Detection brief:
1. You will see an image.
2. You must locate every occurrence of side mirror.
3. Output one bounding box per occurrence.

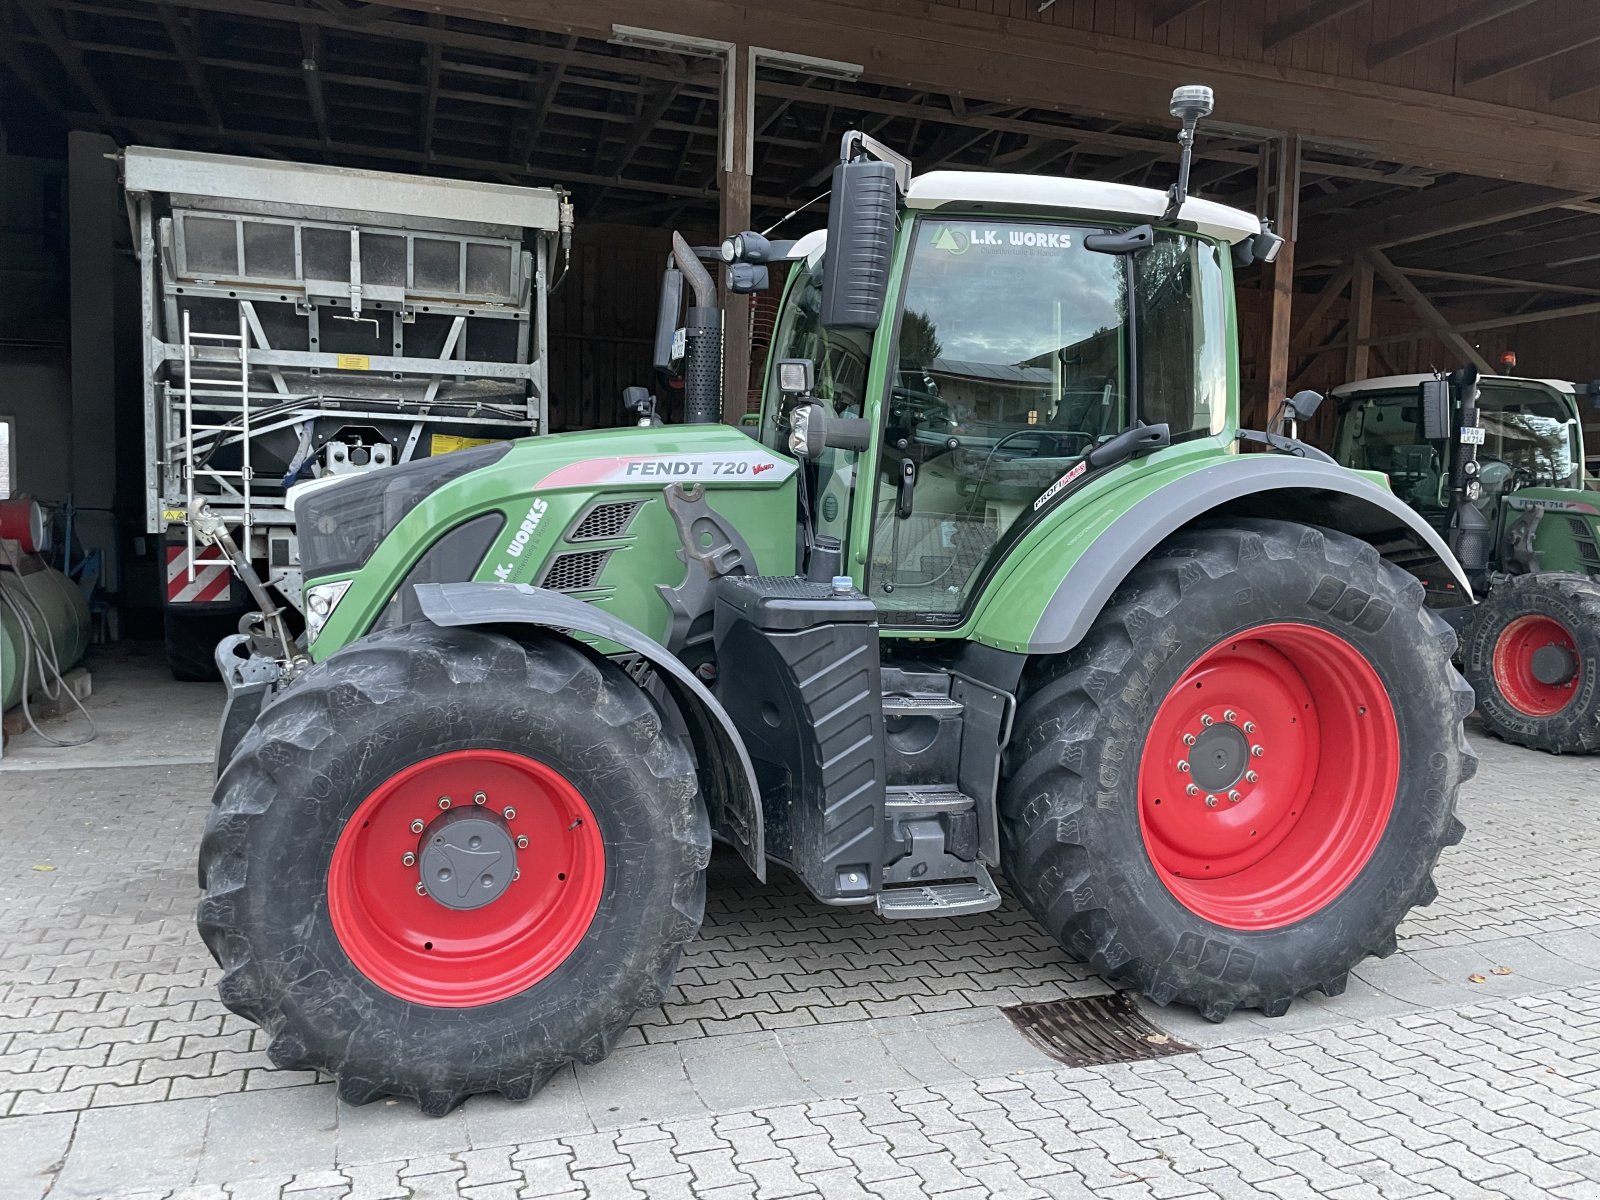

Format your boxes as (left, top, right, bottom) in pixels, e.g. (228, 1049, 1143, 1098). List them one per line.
(819, 159, 897, 330)
(1418, 378, 1452, 441)
(1586, 379, 1600, 410)
(1287, 389, 1324, 421)
(651, 262, 684, 373)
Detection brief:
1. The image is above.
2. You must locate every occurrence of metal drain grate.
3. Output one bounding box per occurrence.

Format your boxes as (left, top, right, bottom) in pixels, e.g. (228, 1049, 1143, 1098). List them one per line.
(1002, 992, 1195, 1068)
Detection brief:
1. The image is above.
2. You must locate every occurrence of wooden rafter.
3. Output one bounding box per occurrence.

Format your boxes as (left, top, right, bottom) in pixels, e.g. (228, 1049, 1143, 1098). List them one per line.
(1461, 15, 1600, 86)
(1399, 267, 1600, 299)
(1366, 249, 1492, 372)
(1550, 58, 1600, 103)
(159, 5, 225, 130)
(14, 0, 115, 116)
(420, 15, 442, 159)
(1150, 0, 1211, 32)
(1366, 0, 1540, 69)
(1263, 1, 1371, 52)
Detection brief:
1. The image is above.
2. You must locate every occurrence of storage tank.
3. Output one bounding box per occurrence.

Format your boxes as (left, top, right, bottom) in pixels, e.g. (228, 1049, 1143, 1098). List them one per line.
(1, 565, 91, 712)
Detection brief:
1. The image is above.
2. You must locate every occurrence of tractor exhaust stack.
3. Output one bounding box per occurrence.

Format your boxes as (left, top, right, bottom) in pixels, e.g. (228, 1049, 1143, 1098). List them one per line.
(672, 232, 723, 425)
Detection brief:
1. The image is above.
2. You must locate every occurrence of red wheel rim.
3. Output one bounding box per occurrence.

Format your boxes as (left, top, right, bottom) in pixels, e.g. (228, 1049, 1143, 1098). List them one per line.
(1491, 614, 1579, 717)
(1137, 623, 1399, 931)
(327, 750, 605, 1006)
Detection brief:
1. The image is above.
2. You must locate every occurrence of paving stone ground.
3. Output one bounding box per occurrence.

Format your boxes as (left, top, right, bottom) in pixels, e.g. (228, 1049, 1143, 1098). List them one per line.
(2, 650, 1598, 1199)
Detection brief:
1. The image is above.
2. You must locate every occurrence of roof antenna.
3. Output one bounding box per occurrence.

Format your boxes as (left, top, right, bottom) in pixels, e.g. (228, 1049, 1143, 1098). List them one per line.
(1163, 84, 1214, 222)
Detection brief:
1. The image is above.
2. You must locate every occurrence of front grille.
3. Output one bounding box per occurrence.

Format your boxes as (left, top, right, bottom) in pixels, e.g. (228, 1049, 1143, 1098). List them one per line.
(539, 549, 611, 592)
(569, 500, 645, 541)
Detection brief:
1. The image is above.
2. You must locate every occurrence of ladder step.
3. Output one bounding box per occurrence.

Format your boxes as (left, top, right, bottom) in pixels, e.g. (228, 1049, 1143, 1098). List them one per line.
(884, 784, 975, 815)
(876, 864, 1001, 920)
(883, 695, 964, 717)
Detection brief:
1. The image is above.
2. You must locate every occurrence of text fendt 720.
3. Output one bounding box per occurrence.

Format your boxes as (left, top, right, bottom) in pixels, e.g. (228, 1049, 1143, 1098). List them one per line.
(196, 87, 1478, 1115)
(1331, 369, 1600, 753)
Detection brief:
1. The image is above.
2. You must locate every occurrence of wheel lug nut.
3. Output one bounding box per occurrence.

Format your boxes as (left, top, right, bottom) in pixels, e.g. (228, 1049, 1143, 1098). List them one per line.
(1245, 770, 1258, 783)
(1185, 783, 1199, 797)
(1182, 733, 1196, 747)
(1251, 745, 1265, 758)
(401, 852, 416, 868)
(503, 807, 517, 820)
(409, 819, 425, 834)
(516, 835, 529, 849)
(1243, 721, 1256, 733)
(512, 869, 521, 881)
(473, 792, 487, 805)
(1223, 709, 1237, 723)
(1200, 714, 1214, 727)
(1227, 790, 1241, 803)
(1177, 760, 1191, 773)
(438, 795, 452, 810)
(415, 882, 427, 896)
(1204, 795, 1218, 808)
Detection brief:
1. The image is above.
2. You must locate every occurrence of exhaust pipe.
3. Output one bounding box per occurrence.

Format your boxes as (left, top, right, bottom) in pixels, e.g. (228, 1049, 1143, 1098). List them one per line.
(672, 232, 722, 425)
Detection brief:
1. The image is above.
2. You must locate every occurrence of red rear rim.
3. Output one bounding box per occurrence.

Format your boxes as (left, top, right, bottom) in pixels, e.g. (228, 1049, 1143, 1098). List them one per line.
(327, 750, 605, 1006)
(1492, 614, 1580, 717)
(1137, 622, 1399, 931)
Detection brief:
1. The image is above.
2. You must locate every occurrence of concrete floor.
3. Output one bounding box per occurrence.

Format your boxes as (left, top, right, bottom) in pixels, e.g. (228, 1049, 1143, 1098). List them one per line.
(1, 646, 1598, 1198)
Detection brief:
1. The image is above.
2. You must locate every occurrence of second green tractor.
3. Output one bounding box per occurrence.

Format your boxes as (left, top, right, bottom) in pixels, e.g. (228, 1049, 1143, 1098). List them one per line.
(197, 89, 1477, 1113)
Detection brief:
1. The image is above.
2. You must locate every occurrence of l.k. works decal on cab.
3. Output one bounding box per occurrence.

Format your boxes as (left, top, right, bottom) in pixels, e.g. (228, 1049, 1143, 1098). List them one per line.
(535, 451, 798, 489)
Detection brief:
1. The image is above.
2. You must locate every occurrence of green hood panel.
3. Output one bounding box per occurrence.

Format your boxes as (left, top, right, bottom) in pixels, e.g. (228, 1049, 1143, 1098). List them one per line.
(310, 425, 799, 658)
(1507, 486, 1600, 576)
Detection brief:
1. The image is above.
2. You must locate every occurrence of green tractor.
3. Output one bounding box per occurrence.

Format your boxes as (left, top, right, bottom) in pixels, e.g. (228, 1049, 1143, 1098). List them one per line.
(198, 87, 1477, 1114)
(1329, 371, 1600, 753)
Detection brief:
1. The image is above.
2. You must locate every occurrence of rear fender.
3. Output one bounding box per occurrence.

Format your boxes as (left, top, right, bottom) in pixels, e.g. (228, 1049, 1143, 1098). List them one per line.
(414, 581, 765, 880)
(1026, 458, 1473, 656)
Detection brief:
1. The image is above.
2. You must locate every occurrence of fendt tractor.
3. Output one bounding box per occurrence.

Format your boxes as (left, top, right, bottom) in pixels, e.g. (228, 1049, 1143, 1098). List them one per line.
(1331, 371, 1600, 753)
(198, 87, 1477, 1115)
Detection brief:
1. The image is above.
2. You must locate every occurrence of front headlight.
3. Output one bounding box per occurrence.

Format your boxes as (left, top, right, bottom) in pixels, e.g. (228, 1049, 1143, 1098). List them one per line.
(303, 578, 352, 642)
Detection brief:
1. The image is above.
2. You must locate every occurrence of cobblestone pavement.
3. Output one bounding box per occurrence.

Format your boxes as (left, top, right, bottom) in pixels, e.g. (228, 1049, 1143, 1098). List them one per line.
(2, 692, 1598, 1198)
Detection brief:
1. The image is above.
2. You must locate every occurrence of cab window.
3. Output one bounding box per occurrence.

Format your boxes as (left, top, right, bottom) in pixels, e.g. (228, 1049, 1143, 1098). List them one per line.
(871, 217, 1226, 621)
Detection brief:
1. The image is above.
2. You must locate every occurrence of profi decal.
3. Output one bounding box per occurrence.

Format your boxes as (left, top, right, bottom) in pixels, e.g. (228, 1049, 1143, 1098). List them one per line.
(1032, 460, 1088, 511)
(535, 452, 797, 490)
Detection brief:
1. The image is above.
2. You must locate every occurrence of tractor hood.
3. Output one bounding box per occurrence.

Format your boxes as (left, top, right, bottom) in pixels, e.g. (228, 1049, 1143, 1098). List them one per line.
(299, 423, 801, 658)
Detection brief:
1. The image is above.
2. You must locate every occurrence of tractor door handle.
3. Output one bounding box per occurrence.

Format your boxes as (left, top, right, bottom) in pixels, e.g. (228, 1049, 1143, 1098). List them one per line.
(896, 457, 918, 519)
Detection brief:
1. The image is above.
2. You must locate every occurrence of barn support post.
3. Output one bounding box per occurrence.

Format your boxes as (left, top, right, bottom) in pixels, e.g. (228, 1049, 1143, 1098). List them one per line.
(1264, 134, 1301, 431)
(1346, 250, 1375, 380)
(720, 44, 754, 425)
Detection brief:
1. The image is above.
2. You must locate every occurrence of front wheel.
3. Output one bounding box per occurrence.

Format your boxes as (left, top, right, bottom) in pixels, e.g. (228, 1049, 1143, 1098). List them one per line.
(197, 623, 710, 1114)
(1000, 519, 1474, 1021)
(1460, 573, 1600, 754)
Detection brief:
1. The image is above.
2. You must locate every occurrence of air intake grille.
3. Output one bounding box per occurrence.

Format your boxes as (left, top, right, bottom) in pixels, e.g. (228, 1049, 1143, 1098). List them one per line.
(569, 500, 644, 541)
(539, 549, 611, 592)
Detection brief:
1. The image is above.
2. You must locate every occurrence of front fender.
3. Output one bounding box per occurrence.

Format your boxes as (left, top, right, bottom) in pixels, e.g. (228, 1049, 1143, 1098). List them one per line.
(1008, 456, 1473, 657)
(413, 581, 765, 880)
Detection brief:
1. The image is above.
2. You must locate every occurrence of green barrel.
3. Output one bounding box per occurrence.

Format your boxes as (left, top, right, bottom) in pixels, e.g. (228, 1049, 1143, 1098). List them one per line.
(1, 567, 91, 711)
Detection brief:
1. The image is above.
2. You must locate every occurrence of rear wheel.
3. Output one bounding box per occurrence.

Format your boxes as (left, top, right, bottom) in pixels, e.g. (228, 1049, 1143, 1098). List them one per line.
(198, 622, 710, 1114)
(1460, 573, 1600, 754)
(1000, 519, 1474, 1020)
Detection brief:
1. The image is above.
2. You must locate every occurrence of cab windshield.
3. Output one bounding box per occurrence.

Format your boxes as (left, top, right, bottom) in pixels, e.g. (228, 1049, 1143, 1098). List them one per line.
(873, 217, 1228, 620)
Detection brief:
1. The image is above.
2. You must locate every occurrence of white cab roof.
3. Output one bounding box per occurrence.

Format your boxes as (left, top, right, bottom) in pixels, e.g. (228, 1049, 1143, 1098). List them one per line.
(1331, 373, 1577, 397)
(905, 171, 1261, 244)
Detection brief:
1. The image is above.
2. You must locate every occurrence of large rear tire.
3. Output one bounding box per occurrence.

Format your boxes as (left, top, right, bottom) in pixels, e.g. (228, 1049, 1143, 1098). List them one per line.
(1000, 519, 1475, 1021)
(197, 622, 710, 1114)
(1459, 573, 1600, 754)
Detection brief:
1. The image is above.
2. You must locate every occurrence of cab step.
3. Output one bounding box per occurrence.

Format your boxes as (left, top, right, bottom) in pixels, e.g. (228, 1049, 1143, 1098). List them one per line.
(876, 863, 1002, 919)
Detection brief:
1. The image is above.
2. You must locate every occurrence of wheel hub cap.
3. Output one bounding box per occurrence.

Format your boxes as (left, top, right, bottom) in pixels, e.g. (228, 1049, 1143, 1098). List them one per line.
(1189, 724, 1249, 792)
(1530, 643, 1577, 688)
(418, 809, 517, 910)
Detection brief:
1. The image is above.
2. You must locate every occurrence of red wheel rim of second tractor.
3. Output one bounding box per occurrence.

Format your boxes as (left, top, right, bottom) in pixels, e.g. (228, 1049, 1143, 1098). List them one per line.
(327, 749, 606, 1007)
(1137, 623, 1399, 931)
(1491, 614, 1580, 717)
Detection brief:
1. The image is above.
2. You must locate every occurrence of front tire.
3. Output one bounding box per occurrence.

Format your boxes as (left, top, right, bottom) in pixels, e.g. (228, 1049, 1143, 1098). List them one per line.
(1000, 519, 1475, 1021)
(197, 622, 710, 1114)
(1460, 573, 1600, 754)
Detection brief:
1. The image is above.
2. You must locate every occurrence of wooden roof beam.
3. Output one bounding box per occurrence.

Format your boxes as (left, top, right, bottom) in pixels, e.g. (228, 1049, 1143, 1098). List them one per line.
(1399, 266, 1600, 299)
(1550, 58, 1600, 102)
(14, 0, 116, 117)
(1150, 0, 1211, 32)
(1262, 1, 1371, 52)
(1461, 14, 1600, 85)
(158, 5, 225, 131)
(1367, 249, 1492, 372)
(420, 15, 442, 159)
(1366, 0, 1540, 68)
(1298, 180, 1595, 264)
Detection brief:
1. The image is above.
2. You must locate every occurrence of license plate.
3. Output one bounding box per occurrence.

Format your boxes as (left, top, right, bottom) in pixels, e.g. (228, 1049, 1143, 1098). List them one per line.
(1459, 426, 1486, 445)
